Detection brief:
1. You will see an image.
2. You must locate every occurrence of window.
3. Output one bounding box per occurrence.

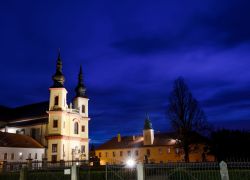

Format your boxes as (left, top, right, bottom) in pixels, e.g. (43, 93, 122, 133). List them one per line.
(127, 151, 131, 157)
(99, 152, 102, 158)
(175, 148, 179, 154)
(81, 125, 85, 132)
(11, 153, 14, 160)
(120, 151, 123, 157)
(53, 119, 58, 128)
(4, 153, 7, 160)
(54, 96, 59, 106)
(113, 152, 116, 157)
(81, 145, 85, 153)
(146, 149, 151, 156)
(35, 153, 37, 159)
(52, 144, 57, 153)
(135, 150, 139, 156)
(167, 147, 171, 154)
(19, 152, 23, 160)
(28, 153, 31, 159)
(82, 105, 85, 113)
(105, 152, 108, 157)
(74, 122, 79, 134)
(159, 148, 162, 155)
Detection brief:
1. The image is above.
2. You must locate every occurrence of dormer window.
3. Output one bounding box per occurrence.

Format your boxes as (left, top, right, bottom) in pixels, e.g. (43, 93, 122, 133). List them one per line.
(54, 96, 59, 106)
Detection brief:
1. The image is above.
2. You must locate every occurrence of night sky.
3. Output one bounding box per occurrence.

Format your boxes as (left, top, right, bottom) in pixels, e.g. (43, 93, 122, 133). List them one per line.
(1, 0, 250, 144)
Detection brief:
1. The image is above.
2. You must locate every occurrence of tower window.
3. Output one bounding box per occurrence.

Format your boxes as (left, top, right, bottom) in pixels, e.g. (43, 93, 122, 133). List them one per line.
(81, 145, 85, 153)
(54, 96, 59, 106)
(74, 122, 79, 134)
(82, 105, 85, 113)
(53, 119, 58, 128)
(81, 125, 85, 132)
(52, 144, 57, 153)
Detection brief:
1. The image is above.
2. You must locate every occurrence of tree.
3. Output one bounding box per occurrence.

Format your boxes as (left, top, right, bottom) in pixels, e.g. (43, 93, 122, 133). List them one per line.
(167, 77, 208, 162)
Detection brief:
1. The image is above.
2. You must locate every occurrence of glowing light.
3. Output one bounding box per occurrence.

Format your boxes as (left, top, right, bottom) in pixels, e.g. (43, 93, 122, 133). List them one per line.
(19, 152, 22, 156)
(126, 158, 136, 168)
(76, 162, 79, 166)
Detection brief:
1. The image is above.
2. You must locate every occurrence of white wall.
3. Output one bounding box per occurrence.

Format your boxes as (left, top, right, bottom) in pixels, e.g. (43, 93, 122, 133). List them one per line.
(0, 147, 45, 162)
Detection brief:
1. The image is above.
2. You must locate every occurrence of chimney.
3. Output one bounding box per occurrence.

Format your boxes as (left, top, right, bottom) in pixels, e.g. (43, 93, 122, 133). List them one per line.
(117, 134, 121, 142)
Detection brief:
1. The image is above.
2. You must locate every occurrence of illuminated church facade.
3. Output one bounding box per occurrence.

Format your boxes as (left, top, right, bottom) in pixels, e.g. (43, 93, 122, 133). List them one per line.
(0, 52, 89, 162)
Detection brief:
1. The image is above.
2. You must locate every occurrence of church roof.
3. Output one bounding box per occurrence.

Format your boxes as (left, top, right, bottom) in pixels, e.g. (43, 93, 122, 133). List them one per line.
(96, 133, 178, 150)
(0, 132, 44, 148)
(0, 101, 48, 127)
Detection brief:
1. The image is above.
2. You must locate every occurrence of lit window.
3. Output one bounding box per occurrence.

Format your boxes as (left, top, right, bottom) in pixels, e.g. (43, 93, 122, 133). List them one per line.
(105, 152, 108, 157)
(167, 147, 171, 153)
(127, 151, 131, 157)
(52, 144, 57, 153)
(54, 96, 59, 106)
(74, 122, 79, 134)
(120, 151, 123, 157)
(159, 148, 162, 155)
(113, 152, 116, 157)
(53, 119, 58, 128)
(81, 125, 85, 132)
(135, 150, 139, 156)
(82, 105, 85, 113)
(175, 148, 179, 154)
(146, 149, 150, 156)
(99, 152, 102, 158)
(19, 152, 23, 160)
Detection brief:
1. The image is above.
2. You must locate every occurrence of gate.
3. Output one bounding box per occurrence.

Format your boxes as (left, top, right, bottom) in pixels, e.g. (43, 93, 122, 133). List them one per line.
(106, 165, 137, 180)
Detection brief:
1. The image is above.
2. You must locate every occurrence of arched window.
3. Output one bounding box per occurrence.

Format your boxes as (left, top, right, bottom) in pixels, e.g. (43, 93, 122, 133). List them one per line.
(54, 96, 59, 106)
(74, 122, 79, 134)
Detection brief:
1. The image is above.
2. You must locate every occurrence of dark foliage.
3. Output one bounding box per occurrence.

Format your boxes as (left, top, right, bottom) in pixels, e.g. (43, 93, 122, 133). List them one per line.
(167, 77, 209, 162)
(210, 129, 250, 161)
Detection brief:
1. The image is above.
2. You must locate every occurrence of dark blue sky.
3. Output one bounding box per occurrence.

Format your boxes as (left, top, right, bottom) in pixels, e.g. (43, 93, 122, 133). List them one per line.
(1, 0, 250, 143)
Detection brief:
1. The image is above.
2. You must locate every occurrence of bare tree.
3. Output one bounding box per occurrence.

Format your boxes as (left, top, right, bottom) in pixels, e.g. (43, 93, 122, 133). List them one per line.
(167, 77, 208, 162)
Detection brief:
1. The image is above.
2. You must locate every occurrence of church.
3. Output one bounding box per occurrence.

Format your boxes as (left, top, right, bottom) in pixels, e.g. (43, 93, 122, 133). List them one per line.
(0, 51, 90, 162)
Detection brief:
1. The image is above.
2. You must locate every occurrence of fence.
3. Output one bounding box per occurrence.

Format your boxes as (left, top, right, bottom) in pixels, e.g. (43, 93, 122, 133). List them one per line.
(0, 161, 249, 180)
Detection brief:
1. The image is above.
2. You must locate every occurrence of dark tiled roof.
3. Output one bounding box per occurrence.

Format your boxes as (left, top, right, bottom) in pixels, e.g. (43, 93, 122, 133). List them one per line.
(96, 133, 178, 150)
(0, 101, 49, 126)
(0, 132, 44, 148)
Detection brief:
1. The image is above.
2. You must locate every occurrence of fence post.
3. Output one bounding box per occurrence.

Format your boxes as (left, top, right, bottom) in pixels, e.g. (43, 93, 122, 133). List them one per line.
(71, 164, 79, 180)
(19, 167, 28, 180)
(136, 163, 144, 180)
(220, 161, 229, 180)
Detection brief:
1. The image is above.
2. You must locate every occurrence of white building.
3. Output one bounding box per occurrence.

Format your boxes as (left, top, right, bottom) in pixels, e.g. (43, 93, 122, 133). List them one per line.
(0, 132, 44, 162)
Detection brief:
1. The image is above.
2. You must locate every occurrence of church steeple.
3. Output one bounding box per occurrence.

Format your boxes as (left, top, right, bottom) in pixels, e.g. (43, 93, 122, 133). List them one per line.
(144, 114, 153, 130)
(51, 49, 65, 88)
(75, 65, 87, 98)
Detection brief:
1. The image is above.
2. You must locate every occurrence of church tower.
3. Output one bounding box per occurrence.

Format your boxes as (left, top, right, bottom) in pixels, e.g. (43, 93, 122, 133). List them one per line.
(47, 51, 89, 162)
(143, 115, 154, 145)
(73, 66, 89, 117)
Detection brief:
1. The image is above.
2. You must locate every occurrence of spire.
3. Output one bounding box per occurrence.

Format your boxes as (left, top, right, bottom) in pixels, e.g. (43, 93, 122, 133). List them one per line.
(144, 113, 153, 130)
(51, 49, 65, 88)
(75, 65, 87, 98)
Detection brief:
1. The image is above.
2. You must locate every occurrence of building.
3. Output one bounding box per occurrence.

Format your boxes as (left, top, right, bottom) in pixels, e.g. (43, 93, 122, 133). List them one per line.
(0, 132, 44, 162)
(95, 116, 214, 165)
(0, 51, 90, 162)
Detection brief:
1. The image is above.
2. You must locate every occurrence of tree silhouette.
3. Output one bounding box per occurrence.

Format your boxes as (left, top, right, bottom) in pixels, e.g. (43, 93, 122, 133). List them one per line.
(167, 77, 208, 162)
